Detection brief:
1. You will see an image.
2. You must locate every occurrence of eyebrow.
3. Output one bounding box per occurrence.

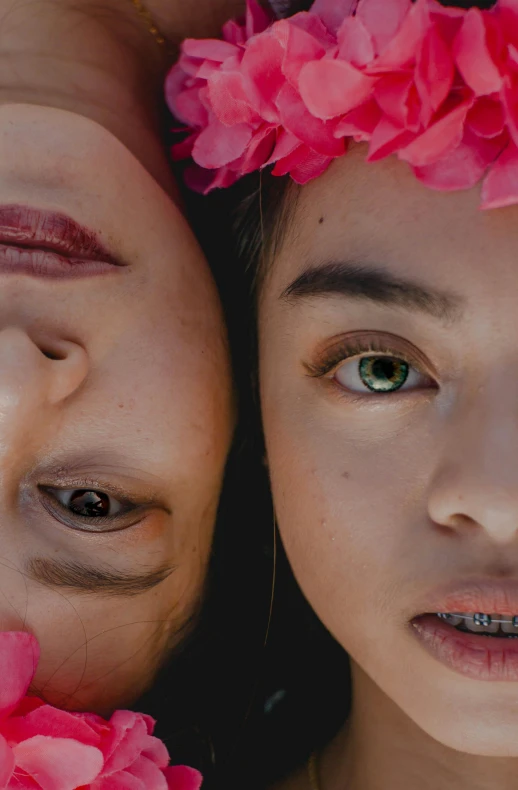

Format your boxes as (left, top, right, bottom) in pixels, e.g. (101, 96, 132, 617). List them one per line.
(26, 557, 175, 598)
(281, 261, 462, 322)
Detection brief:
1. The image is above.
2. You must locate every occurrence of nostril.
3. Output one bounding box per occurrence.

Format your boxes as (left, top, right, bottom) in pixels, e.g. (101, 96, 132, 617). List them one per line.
(41, 349, 64, 361)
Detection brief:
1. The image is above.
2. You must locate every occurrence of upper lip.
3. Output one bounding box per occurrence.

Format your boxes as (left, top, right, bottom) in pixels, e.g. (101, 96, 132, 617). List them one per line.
(0, 205, 122, 265)
(416, 580, 518, 616)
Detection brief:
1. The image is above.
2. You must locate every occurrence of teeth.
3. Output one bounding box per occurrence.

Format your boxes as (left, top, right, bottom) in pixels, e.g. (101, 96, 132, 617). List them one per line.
(437, 613, 464, 626)
(501, 616, 518, 634)
(466, 613, 500, 634)
(437, 612, 518, 635)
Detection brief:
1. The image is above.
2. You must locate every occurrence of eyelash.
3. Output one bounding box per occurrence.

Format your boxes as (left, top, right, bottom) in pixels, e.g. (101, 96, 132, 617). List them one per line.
(304, 334, 438, 401)
(305, 337, 417, 378)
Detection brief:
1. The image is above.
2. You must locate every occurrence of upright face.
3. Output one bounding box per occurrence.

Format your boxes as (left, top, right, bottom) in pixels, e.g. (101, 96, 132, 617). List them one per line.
(0, 104, 233, 714)
(259, 143, 518, 756)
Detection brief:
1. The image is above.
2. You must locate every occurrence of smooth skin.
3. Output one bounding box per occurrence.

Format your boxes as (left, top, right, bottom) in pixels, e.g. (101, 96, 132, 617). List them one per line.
(0, 0, 241, 714)
(260, 144, 518, 790)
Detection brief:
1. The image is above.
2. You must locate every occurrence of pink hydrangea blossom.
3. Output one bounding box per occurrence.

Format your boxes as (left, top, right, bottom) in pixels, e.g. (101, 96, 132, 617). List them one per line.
(0, 632, 203, 790)
(165, 0, 518, 209)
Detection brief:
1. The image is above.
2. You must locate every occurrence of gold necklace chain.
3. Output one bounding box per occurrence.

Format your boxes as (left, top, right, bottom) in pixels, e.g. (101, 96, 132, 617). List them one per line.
(308, 752, 321, 790)
(128, 0, 169, 49)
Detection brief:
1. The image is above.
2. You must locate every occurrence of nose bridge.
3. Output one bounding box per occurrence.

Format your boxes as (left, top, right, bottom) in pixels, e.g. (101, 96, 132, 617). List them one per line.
(0, 327, 87, 451)
(428, 383, 518, 545)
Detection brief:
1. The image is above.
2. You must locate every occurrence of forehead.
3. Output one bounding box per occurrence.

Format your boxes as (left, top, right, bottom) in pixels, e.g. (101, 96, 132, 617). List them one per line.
(270, 144, 518, 304)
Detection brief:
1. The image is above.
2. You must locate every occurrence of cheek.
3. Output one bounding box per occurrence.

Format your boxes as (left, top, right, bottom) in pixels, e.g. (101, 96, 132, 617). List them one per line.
(0, 537, 206, 714)
(264, 393, 440, 653)
(104, 317, 234, 471)
(28, 580, 189, 714)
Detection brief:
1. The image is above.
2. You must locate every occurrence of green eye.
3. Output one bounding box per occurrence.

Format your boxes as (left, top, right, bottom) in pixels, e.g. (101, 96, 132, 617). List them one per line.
(358, 357, 409, 392)
(334, 354, 429, 395)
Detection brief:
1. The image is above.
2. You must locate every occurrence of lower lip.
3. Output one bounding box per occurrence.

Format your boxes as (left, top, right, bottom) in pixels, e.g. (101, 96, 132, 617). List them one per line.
(0, 245, 117, 278)
(411, 614, 518, 681)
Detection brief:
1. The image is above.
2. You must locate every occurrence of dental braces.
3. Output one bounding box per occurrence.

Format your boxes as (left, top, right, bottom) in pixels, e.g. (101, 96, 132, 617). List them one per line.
(438, 613, 518, 627)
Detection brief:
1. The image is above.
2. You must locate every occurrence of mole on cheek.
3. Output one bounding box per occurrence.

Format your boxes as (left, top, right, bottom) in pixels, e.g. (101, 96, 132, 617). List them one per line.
(318, 216, 325, 225)
(342, 471, 350, 480)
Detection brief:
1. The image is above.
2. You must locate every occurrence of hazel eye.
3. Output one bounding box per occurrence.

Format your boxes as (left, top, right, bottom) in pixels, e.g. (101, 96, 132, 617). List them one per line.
(48, 488, 125, 518)
(335, 355, 432, 394)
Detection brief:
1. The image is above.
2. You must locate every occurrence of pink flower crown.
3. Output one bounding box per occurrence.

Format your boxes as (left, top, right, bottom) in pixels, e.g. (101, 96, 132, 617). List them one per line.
(166, 0, 518, 209)
(0, 632, 203, 790)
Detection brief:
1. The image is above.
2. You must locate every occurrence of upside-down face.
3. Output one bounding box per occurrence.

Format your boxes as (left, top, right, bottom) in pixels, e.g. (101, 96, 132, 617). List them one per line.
(0, 104, 233, 714)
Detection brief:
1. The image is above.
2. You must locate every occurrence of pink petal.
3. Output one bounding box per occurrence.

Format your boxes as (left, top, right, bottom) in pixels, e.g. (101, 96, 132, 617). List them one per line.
(173, 87, 209, 128)
(13, 737, 103, 790)
(288, 12, 337, 48)
(272, 142, 312, 175)
(193, 119, 253, 169)
(207, 70, 257, 125)
(337, 17, 375, 68)
(163, 766, 203, 790)
(0, 633, 38, 719)
(290, 152, 335, 184)
(270, 141, 334, 183)
(367, 0, 429, 72)
(454, 8, 502, 96)
(275, 19, 327, 88)
(140, 736, 170, 770)
(184, 164, 239, 194)
(0, 734, 14, 786)
(92, 771, 144, 790)
(334, 99, 381, 140)
(126, 756, 168, 790)
(222, 19, 246, 46)
(101, 712, 149, 774)
(356, 0, 413, 56)
(2, 771, 39, 789)
(299, 59, 375, 121)
(171, 132, 197, 162)
(164, 65, 190, 121)
(237, 126, 277, 174)
(276, 82, 345, 156)
(374, 74, 420, 131)
(367, 117, 415, 161)
(246, 0, 273, 38)
(467, 97, 505, 138)
(241, 30, 285, 123)
(175, 53, 204, 79)
(481, 142, 518, 208)
(398, 99, 472, 167)
(415, 25, 454, 126)
(265, 129, 301, 166)
(414, 129, 505, 192)
(310, 0, 358, 35)
(182, 39, 238, 64)
(497, 0, 518, 51)
(5, 705, 101, 747)
(502, 74, 518, 148)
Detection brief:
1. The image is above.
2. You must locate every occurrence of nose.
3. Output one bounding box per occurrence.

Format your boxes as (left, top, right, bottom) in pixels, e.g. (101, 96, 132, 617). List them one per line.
(428, 391, 518, 545)
(0, 327, 88, 444)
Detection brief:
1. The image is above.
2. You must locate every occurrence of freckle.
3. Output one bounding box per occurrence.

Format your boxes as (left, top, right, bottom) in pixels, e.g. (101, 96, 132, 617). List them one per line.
(118, 403, 124, 409)
(342, 471, 350, 480)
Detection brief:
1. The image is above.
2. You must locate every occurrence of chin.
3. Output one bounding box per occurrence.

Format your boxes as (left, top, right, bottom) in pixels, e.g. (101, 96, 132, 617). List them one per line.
(403, 682, 518, 758)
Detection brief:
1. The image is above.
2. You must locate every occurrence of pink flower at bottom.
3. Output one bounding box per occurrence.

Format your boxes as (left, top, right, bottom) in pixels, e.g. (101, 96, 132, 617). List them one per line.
(0, 632, 203, 790)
